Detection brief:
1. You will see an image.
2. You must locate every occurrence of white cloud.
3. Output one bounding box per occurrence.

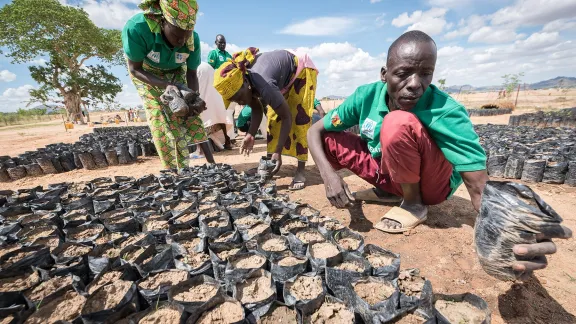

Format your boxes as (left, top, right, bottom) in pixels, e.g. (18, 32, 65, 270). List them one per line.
(375, 14, 386, 27)
(75, 0, 139, 29)
(444, 15, 487, 39)
(279, 17, 359, 36)
(294, 42, 358, 59)
(27, 59, 48, 66)
(427, 0, 472, 7)
(0, 70, 16, 82)
(438, 46, 464, 57)
(0, 85, 35, 111)
(542, 18, 576, 32)
(468, 26, 518, 44)
(200, 41, 242, 61)
(491, 0, 576, 27)
(514, 32, 560, 50)
(391, 8, 449, 35)
(370, 0, 382, 3)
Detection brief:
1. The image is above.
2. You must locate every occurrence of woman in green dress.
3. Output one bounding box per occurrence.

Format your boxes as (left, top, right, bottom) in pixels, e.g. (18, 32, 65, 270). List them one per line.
(122, 0, 214, 169)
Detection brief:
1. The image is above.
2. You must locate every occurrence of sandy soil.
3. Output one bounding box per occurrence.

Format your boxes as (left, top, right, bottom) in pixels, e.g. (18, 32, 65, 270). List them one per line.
(1, 113, 576, 323)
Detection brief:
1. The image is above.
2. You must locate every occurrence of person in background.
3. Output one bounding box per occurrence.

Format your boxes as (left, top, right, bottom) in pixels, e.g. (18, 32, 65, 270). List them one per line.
(122, 0, 214, 169)
(213, 47, 318, 190)
(312, 98, 326, 124)
(207, 34, 232, 70)
(306, 30, 572, 280)
(236, 105, 267, 137)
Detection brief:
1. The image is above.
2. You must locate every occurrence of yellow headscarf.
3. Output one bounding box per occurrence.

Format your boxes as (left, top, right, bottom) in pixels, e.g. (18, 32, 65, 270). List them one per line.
(213, 47, 259, 108)
(140, 0, 198, 50)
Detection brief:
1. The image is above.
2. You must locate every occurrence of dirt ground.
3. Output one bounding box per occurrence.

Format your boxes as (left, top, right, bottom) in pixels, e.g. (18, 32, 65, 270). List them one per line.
(1, 113, 575, 324)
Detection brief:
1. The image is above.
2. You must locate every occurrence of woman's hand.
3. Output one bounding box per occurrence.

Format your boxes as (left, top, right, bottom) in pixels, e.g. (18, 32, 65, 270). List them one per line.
(241, 133, 255, 156)
(271, 153, 282, 174)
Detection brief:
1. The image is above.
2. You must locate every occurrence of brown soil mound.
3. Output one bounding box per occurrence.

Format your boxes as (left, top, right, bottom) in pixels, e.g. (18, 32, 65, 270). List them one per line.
(322, 220, 344, 231)
(22, 227, 55, 243)
(84, 280, 132, 313)
(199, 203, 218, 212)
(259, 306, 297, 324)
(277, 256, 306, 267)
(236, 272, 274, 304)
(230, 201, 250, 209)
(207, 218, 228, 228)
(182, 252, 210, 269)
(197, 300, 244, 324)
(3, 250, 33, 267)
(178, 237, 202, 254)
(139, 270, 188, 290)
(310, 300, 354, 324)
(0, 316, 14, 324)
(88, 271, 122, 295)
(24, 290, 86, 324)
(214, 232, 235, 243)
(202, 195, 218, 203)
(25, 276, 73, 301)
(335, 261, 364, 272)
(261, 237, 287, 252)
(287, 275, 323, 300)
(123, 247, 147, 262)
(69, 227, 101, 240)
(281, 220, 307, 232)
(174, 201, 194, 211)
(101, 246, 122, 258)
(172, 282, 219, 302)
(33, 236, 60, 251)
(107, 216, 131, 225)
(0, 271, 40, 292)
(296, 230, 325, 244)
(232, 254, 266, 269)
(200, 208, 220, 217)
(176, 212, 198, 223)
(353, 280, 395, 306)
(366, 253, 395, 268)
(297, 206, 317, 217)
(398, 271, 426, 297)
(235, 216, 261, 227)
(139, 304, 181, 324)
(217, 248, 241, 261)
(310, 242, 339, 259)
(336, 237, 361, 251)
(246, 223, 269, 238)
(145, 219, 169, 231)
(118, 233, 147, 248)
(435, 300, 486, 324)
(61, 244, 92, 258)
(393, 313, 428, 324)
(0, 244, 20, 259)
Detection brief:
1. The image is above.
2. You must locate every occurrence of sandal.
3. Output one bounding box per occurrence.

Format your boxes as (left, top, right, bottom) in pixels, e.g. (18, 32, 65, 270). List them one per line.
(374, 207, 427, 234)
(353, 188, 402, 203)
(288, 180, 306, 191)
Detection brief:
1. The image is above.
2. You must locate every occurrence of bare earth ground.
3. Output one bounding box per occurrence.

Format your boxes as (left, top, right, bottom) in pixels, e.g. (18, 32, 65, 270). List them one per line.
(1, 112, 575, 324)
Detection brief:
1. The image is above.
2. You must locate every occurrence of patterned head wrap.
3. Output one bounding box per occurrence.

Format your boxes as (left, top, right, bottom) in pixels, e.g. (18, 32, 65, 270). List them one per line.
(213, 47, 259, 107)
(140, 0, 198, 32)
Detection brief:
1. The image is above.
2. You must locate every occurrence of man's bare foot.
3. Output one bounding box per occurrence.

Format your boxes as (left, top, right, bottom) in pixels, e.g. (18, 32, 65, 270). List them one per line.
(378, 201, 428, 230)
(289, 169, 306, 190)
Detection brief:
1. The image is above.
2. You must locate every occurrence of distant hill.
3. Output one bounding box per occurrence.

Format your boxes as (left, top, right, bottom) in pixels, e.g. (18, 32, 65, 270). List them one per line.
(444, 76, 576, 93)
(322, 95, 346, 100)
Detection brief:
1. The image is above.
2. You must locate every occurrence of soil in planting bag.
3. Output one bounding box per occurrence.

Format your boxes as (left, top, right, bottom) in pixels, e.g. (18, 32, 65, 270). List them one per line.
(7, 166, 26, 181)
(246, 301, 302, 324)
(307, 241, 343, 274)
(0, 267, 41, 309)
(0, 246, 52, 272)
(140, 143, 155, 157)
(135, 245, 175, 277)
(61, 210, 90, 228)
(36, 157, 58, 174)
(23, 288, 87, 324)
(166, 199, 198, 219)
(224, 251, 268, 286)
(129, 301, 188, 324)
(136, 269, 189, 306)
(333, 228, 365, 253)
(0, 223, 21, 243)
(279, 216, 309, 236)
(283, 272, 327, 316)
(237, 221, 272, 242)
(186, 295, 245, 324)
(208, 242, 246, 281)
(117, 233, 156, 250)
(231, 269, 276, 312)
(167, 223, 194, 236)
(270, 252, 309, 284)
(24, 164, 43, 177)
(63, 195, 94, 214)
(94, 231, 128, 246)
(87, 243, 123, 277)
(48, 256, 90, 285)
(475, 181, 566, 281)
(542, 161, 569, 184)
(78, 152, 97, 170)
(256, 233, 289, 259)
(0, 304, 31, 324)
(116, 145, 132, 165)
(80, 280, 139, 324)
(566, 161, 576, 187)
(51, 157, 64, 173)
(51, 242, 92, 265)
(487, 154, 508, 177)
(169, 230, 206, 256)
(226, 199, 255, 219)
(325, 252, 372, 293)
(103, 150, 119, 167)
(0, 205, 30, 223)
(362, 244, 401, 279)
(208, 229, 242, 245)
(300, 295, 356, 324)
(200, 215, 233, 239)
(23, 271, 79, 308)
(434, 293, 491, 324)
(64, 223, 105, 244)
(168, 275, 224, 314)
(72, 152, 83, 169)
(85, 263, 139, 296)
(0, 167, 10, 183)
(92, 198, 116, 215)
(102, 215, 140, 234)
(59, 154, 76, 172)
(396, 268, 434, 318)
(340, 276, 402, 324)
(174, 251, 213, 277)
(128, 142, 139, 160)
(90, 150, 108, 169)
(521, 159, 546, 182)
(504, 156, 525, 179)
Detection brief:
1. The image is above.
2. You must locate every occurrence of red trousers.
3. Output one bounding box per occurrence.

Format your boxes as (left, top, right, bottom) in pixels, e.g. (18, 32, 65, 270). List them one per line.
(323, 110, 452, 205)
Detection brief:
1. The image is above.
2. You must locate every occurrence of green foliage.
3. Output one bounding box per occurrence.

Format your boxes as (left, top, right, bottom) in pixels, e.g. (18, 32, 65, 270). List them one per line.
(501, 73, 524, 98)
(0, 0, 123, 114)
(437, 78, 446, 91)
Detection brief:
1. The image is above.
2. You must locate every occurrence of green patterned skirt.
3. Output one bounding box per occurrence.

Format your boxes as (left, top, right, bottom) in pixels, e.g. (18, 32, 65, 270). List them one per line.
(130, 63, 208, 169)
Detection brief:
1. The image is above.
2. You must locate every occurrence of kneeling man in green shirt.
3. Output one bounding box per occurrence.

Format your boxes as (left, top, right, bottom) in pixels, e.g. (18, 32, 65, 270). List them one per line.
(307, 30, 571, 280)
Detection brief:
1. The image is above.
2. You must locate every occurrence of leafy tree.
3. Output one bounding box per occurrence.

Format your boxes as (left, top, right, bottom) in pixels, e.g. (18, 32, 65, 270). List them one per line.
(501, 73, 524, 98)
(437, 78, 447, 91)
(0, 0, 123, 123)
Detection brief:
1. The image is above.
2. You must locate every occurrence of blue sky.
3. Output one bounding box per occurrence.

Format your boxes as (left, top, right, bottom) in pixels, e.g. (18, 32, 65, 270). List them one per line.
(0, 0, 575, 111)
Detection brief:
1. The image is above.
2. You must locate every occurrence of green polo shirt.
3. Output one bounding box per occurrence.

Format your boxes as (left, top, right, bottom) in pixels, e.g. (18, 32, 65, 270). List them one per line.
(207, 49, 232, 69)
(323, 81, 486, 196)
(122, 13, 201, 71)
(236, 105, 252, 128)
(314, 99, 321, 108)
